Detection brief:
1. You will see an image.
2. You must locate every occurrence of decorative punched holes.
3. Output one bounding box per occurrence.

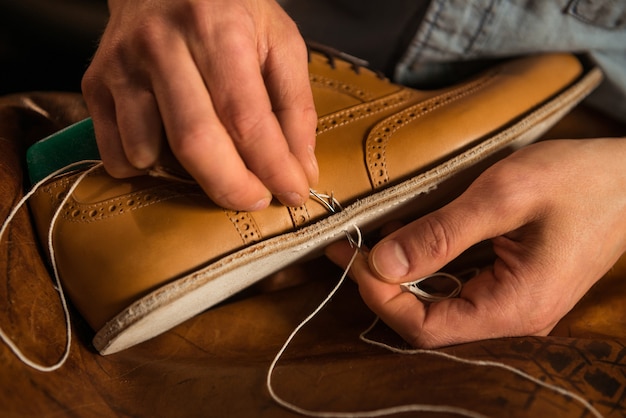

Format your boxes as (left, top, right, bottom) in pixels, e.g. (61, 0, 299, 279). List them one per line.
(226, 211, 262, 245)
(58, 188, 179, 222)
(288, 205, 310, 228)
(310, 74, 372, 101)
(365, 71, 498, 188)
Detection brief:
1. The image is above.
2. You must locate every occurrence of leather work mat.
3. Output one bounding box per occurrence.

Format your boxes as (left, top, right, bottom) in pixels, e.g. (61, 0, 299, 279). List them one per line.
(1, 92, 625, 418)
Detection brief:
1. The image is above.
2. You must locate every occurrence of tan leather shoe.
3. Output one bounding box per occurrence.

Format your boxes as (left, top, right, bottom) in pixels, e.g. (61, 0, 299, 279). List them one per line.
(27, 45, 601, 355)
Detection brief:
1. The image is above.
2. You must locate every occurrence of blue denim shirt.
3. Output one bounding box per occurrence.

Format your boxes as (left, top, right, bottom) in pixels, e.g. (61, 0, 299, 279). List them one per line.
(395, 0, 626, 122)
(283, 0, 626, 123)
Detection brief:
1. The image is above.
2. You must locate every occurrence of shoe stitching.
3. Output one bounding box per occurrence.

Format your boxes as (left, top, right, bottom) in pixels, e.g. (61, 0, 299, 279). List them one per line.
(37, 175, 73, 208)
(37, 169, 204, 224)
(309, 73, 375, 101)
(367, 69, 499, 187)
(59, 188, 193, 223)
(316, 90, 415, 136)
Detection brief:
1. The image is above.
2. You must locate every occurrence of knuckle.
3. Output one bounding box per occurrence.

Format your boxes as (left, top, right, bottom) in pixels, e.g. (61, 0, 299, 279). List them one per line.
(476, 160, 536, 214)
(271, 26, 307, 58)
(302, 104, 319, 128)
(92, 16, 172, 75)
(82, 52, 115, 97)
(281, 16, 302, 37)
(419, 215, 456, 262)
(81, 71, 101, 100)
(168, 127, 209, 162)
(129, 19, 171, 61)
(186, 2, 254, 50)
(272, 87, 316, 121)
(224, 109, 274, 148)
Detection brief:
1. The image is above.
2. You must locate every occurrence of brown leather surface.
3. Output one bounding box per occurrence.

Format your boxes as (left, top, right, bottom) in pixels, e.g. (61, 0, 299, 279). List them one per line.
(1, 93, 626, 417)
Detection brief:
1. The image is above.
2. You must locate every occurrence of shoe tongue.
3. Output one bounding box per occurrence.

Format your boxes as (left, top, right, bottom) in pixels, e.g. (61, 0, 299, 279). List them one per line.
(26, 117, 101, 185)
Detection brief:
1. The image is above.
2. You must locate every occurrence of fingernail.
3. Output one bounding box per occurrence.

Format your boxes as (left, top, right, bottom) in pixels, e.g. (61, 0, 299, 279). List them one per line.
(129, 150, 156, 170)
(371, 240, 409, 279)
(308, 145, 319, 184)
(248, 197, 272, 212)
(277, 191, 305, 207)
(128, 143, 159, 170)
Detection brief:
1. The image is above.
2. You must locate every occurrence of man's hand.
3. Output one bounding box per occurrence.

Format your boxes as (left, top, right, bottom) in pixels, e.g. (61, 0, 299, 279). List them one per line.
(327, 138, 626, 347)
(82, 0, 318, 211)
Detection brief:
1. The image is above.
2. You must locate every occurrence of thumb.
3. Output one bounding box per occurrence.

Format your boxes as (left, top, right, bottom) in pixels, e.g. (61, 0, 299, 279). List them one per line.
(368, 182, 522, 283)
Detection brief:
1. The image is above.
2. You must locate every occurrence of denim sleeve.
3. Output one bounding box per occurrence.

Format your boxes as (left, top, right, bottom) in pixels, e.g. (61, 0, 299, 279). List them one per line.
(395, 0, 626, 123)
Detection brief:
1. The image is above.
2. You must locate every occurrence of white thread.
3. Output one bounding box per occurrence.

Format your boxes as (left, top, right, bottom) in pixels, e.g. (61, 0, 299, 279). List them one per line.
(401, 272, 463, 302)
(267, 227, 604, 418)
(310, 189, 342, 213)
(267, 226, 488, 418)
(357, 318, 603, 418)
(0, 160, 101, 371)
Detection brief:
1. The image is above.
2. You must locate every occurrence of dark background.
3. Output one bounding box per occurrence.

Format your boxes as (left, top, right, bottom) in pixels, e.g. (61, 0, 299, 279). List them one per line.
(0, 0, 108, 95)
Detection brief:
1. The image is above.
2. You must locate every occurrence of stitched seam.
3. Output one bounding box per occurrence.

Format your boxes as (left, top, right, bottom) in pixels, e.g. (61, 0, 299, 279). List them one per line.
(316, 90, 414, 136)
(310, 74, 375, 101)
(59, 187, 201, 223)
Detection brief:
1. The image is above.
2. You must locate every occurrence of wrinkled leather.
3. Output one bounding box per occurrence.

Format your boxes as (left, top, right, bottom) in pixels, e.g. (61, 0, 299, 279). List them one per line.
(26, 51, 593, 348)
(1, 93, 626, 417)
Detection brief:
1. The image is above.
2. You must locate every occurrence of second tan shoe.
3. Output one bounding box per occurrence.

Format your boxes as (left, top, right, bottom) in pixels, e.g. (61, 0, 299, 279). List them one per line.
(27, 45, 601, 354)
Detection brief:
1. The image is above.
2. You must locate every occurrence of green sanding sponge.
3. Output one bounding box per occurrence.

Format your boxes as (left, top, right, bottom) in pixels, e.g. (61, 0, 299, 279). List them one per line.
(26, 118, 101, 185)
